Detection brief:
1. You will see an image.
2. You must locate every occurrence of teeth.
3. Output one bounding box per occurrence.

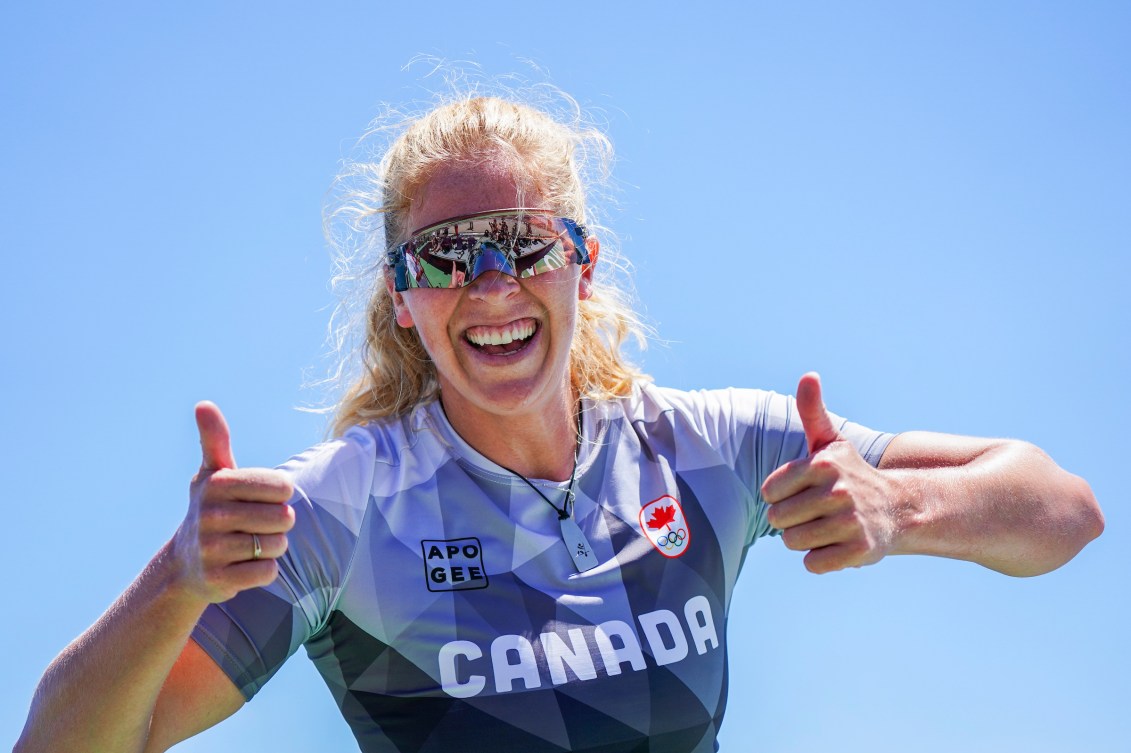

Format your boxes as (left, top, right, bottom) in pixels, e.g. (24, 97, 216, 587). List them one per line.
(467, 320, 536, 347)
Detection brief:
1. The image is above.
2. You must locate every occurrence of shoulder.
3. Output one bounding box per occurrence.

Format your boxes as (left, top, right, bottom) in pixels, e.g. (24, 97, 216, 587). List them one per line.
(277, 401, 448, 518)
(277, 422, 385, 490)
(619, 383, 786, 428)
(596, 384, 788, 463)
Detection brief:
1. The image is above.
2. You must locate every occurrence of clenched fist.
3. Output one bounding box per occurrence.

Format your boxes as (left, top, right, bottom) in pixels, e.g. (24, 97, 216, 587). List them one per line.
(761, 373, 899, 574)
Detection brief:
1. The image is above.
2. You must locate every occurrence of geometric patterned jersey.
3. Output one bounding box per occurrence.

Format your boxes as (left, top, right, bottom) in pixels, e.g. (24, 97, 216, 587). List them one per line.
(192, 384, 893, 753)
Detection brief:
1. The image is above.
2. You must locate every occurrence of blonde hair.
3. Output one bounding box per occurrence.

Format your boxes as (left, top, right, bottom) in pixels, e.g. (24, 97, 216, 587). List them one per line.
(324, 89, 649, 436)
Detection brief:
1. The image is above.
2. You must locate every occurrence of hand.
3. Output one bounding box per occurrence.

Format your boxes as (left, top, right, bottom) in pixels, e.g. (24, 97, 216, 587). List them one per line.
(761, 373, 899, 574)
(170, 402, 295, 603)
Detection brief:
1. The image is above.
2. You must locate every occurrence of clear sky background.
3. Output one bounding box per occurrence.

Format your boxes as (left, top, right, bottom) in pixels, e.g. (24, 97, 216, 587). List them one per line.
(3, 2, 1128, 751)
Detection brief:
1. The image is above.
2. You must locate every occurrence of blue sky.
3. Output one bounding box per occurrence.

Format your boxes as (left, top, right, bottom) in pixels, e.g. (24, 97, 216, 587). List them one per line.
(3, 2, 1128, 751)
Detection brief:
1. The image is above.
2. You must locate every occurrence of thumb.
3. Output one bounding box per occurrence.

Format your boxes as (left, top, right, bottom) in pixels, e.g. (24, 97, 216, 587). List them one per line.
(796, 372, 840, 455)
(195, 401, 237, 471)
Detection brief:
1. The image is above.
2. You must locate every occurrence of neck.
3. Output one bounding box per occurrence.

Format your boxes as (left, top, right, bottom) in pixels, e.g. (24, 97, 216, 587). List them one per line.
(439, 388, 580, 482)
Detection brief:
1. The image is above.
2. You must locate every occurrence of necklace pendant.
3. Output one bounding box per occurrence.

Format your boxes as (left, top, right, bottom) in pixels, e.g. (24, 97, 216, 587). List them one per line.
(559, 516, 598, 573)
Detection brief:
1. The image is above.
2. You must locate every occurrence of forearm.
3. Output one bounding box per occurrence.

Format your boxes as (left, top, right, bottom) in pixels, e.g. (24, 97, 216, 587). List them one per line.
(16, 540, 210, 753)
(884, 437, 1104, 576)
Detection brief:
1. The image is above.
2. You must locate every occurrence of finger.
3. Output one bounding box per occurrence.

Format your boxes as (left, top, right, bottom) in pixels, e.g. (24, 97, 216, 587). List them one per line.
(200, 468, 295, 505)
(796, 372, 840, 455)
(204, 531, 290, 564)
(196, 401, 237, 471)
(761, 458, 808, 505)
(766, 486, 842, 530)
(780, 510, 858, 552)
(198, 499, 296, 536)
(761, 454, 838, 504)
(221, 558, 281, 591)
(803, 541, 869, 575)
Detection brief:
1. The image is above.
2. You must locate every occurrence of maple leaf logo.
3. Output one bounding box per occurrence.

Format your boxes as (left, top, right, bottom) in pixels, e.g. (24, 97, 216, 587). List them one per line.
(646, 504, 677, 532)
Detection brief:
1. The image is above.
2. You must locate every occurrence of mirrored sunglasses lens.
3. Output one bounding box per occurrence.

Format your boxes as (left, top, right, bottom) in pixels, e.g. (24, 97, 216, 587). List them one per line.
(403, 249, 468, 288)
(398, 214, 584, 290)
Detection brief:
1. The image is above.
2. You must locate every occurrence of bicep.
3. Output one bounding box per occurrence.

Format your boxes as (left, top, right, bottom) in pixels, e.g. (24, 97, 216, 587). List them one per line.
(878, 430, 1005, 470)
(143, 638, 245, 753)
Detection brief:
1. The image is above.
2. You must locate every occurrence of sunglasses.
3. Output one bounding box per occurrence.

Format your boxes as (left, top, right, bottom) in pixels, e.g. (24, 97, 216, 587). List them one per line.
(387, 208, 591, 292)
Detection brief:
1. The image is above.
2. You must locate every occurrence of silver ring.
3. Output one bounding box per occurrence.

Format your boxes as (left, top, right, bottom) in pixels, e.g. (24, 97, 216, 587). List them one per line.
(251, 533, 262, 560)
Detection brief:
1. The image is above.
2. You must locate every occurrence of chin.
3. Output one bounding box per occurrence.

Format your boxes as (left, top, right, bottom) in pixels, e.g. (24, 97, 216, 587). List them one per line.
(469, 379, 558, 414)
(441, 365, 570, 420)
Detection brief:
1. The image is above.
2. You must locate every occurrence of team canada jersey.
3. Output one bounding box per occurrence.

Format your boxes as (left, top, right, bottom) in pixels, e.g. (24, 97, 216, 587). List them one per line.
(192, 385, 893, 753)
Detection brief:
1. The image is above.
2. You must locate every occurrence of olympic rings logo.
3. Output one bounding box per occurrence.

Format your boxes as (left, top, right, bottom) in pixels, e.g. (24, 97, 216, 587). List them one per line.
(656, 529, 687, 550)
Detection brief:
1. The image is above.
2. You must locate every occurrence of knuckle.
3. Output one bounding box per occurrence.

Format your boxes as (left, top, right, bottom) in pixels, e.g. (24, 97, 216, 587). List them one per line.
(835, 506, 861, 529)
(794, 532, 815, 552)
(208, 468, 237, 488)
(274, 504, 296, 530)
(845, 538, 870, 559)
(810, 455, 836, 473)
(780, 528, 801, 550)
(254, 469, 293, 499)
(805, 556, 828, 574)
(199, 534, 227, 562)
(274, 477, 295, 500)
(254, 560, 280, 586)
(199, 504, 232, 531)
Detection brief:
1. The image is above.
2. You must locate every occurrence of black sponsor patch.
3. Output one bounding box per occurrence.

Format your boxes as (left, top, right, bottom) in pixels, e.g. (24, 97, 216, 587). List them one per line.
(421, 537, 489, 592)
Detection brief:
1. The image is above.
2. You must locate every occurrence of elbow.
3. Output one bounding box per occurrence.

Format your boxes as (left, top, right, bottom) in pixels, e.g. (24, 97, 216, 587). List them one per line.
(1021, 465, 1104, 577)
(1069, 473, 1104, 545)
(997, 443, 1103, 577)
(1049, 446, 1104, 551)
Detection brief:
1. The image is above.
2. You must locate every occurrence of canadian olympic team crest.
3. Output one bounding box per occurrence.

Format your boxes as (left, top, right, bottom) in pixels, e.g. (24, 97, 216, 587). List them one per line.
(638, 495, 690, 558)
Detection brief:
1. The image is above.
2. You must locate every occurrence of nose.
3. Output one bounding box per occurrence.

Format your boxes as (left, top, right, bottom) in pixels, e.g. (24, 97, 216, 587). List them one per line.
(466, 269, 520, 302)
(469, 245, 518, 279)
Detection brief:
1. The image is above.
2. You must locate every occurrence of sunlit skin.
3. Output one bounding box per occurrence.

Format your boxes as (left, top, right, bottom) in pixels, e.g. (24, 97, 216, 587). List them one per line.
(387, 159, 596, 481)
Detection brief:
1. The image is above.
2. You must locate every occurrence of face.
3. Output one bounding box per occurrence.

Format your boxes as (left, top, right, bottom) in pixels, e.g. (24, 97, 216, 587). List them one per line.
(388, 160, 597, 422)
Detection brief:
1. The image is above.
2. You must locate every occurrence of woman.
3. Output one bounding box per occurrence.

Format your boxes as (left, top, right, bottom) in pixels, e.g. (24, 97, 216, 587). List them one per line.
(17, 94, 1103, 753)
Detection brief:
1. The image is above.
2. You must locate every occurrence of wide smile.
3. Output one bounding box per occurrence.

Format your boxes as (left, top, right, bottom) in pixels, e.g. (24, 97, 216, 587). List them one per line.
(463, 317, 539, 356)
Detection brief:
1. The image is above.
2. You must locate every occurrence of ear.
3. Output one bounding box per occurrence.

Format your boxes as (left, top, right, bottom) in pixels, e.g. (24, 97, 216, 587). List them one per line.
(385, 273, 416, 328)
(579, 236, 600, 301)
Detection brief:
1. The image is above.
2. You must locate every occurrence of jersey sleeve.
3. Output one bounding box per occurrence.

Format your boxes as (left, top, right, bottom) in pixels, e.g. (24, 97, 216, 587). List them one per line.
(731, 388, 895, 543)
(190, 426, 376, 700)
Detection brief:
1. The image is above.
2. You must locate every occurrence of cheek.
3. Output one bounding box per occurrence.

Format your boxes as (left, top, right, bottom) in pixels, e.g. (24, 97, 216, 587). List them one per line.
(551, 275, 586, 323)
(401, 292, 458, 351)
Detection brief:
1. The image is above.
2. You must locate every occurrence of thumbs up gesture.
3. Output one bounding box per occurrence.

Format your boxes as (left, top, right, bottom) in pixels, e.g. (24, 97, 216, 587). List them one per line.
(761, 373, 898, 574)
(171, 402, 296, 604)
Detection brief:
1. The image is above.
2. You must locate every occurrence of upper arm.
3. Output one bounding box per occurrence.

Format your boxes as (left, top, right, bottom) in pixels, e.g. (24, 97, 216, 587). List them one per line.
(143, 638, 245, 753)
(877, 430, 1006, 471)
